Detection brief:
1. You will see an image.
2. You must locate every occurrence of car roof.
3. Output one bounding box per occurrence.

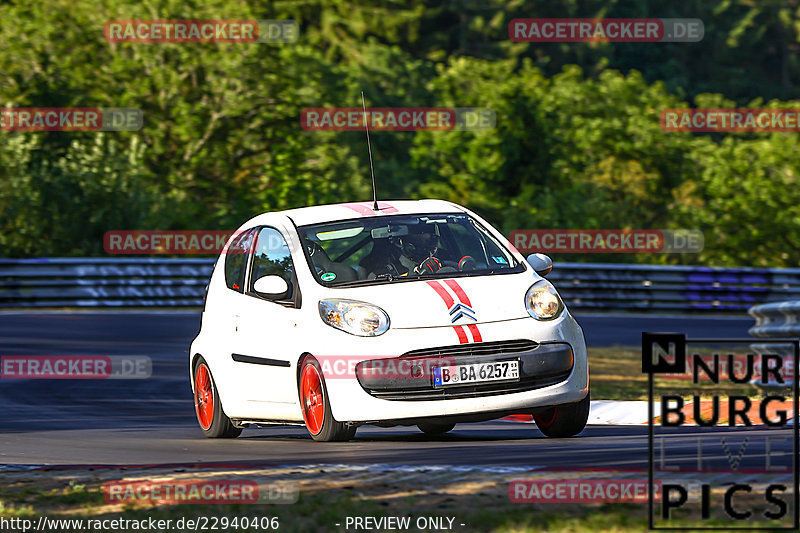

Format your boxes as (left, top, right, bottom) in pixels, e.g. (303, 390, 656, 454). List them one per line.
(246, 199, 466, 227)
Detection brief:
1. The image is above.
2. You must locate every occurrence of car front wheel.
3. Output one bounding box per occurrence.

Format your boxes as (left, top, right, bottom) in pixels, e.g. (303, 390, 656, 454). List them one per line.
(299, 356, 356, 442)
(417, 422, 455, 435)
(193, 357, 242, 438)
(533, 391, 590, 438)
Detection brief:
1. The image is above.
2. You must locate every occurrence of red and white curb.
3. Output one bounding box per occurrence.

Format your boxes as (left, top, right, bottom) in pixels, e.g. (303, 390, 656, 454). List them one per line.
(587, 400, 657, 425)
(504, 400, 795, 426)
(503, 401, 657, 425)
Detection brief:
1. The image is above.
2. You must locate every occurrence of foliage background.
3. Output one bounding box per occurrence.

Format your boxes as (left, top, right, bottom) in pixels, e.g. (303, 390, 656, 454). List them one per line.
(1, 0, 799, 266)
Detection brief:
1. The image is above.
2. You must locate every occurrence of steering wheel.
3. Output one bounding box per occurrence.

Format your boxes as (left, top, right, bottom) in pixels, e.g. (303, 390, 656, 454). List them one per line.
(415, 257, 460, 275)
(416, 257, 442, 274)
(457, 255, 477, 272)
(416, 255, 477, 274)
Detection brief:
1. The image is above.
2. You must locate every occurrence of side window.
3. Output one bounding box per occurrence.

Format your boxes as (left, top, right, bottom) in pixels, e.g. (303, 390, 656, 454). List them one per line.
(224, 229, 255, 293)
(250, 227, 294, 297)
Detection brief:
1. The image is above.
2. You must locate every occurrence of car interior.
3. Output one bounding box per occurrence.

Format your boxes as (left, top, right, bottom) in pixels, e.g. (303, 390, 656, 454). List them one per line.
(299, 216, 515, 284)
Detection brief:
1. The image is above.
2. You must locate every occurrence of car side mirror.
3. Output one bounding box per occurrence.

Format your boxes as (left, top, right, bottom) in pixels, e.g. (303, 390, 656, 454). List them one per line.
(526, 253, 553, 277)
(253, 275, 289, 300)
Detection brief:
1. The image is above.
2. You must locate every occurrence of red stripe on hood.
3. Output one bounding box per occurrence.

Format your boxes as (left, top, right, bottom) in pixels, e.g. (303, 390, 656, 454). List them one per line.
(444, 279, 472, 307)
(426, 280, 455, 309)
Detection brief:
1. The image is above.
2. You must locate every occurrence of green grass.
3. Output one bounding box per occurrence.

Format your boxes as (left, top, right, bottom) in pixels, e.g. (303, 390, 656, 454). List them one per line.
(1, 485, 654, 532)
(3, 476, 772, 532)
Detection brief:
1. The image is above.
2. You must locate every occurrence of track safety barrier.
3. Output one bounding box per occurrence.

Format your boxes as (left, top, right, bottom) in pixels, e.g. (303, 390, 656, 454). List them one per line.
(748, 300, 800, 387)
(3, 258, 800, 312)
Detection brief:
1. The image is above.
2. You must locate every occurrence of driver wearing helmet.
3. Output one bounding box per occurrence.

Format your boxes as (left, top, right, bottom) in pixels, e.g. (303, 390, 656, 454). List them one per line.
(396, 225, 442, 274)
(361, 224, 444, 278)
(359, 222, 483, 278)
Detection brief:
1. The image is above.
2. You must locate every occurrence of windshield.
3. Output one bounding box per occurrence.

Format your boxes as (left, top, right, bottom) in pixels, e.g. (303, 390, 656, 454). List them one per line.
(297, 213, 522, 285)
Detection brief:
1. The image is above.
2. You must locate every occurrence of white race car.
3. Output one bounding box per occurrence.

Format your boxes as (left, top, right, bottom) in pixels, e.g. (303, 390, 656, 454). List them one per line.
(190, 200, 589, 441)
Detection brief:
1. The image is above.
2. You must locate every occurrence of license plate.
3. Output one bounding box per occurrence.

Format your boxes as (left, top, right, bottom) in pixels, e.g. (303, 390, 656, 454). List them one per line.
(432, 360, 519, 387)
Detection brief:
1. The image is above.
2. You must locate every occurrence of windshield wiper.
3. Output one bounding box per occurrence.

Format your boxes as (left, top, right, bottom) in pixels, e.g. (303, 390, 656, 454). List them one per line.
(329, 272, 397, 288)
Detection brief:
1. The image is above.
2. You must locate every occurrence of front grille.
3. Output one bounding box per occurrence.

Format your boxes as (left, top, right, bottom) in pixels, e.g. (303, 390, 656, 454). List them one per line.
(358, 340, 574, 401)
(403, 339, 539, 359)
(368, 372, 571, 401)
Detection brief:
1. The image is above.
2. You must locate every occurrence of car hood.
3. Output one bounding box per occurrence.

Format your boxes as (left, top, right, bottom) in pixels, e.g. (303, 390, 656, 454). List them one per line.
(327, 273, 534, 329)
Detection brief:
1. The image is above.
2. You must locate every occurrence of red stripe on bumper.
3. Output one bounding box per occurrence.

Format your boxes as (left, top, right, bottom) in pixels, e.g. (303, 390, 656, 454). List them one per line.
(466, 323, 482, 343)
(453, 326, 469, 344)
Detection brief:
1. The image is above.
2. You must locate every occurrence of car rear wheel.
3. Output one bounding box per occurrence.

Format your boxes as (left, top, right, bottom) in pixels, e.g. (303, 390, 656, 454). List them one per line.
(533, 391, 590, 438)
(193, 357, 242, 438)
(299, 356, 356, 442)
(417, 422, 455, 435)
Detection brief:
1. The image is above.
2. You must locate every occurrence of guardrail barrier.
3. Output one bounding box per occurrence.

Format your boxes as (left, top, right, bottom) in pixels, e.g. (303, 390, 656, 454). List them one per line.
(748, 301, 800, 387)
(3, 258, 800, 312)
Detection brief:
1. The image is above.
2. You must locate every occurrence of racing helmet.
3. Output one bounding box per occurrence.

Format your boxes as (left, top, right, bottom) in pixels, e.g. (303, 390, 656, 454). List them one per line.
(398, 224, 439, 263)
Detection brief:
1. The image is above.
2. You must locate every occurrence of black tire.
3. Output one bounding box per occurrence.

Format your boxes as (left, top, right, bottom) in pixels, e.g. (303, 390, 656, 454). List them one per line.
(533, 391, 590, 438)
(417, 422, 456, 435)
(193, 357, 242, 438)
(299, 356, 356, 442)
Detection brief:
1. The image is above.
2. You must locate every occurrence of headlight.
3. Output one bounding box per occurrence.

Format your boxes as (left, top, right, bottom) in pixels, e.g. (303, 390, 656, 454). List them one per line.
(319, 299, 390, 336)
(525, 281, 564, 320)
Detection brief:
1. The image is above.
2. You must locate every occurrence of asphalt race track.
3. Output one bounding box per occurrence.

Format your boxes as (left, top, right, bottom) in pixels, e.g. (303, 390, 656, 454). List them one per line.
(0, 311, 775, 470)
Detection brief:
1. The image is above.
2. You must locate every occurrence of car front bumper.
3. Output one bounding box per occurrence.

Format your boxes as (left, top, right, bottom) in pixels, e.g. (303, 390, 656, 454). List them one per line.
(322, 312, 589, 423)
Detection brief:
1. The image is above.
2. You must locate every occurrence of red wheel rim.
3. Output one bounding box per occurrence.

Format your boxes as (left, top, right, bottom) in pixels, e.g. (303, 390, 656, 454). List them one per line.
(537, 407, 558, 428)
(300, 363, 325, 435)
(194, 364, 214, 430)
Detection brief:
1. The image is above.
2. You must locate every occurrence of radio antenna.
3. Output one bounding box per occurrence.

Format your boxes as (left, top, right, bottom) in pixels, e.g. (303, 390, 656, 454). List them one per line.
(361, 91, 379, 211)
